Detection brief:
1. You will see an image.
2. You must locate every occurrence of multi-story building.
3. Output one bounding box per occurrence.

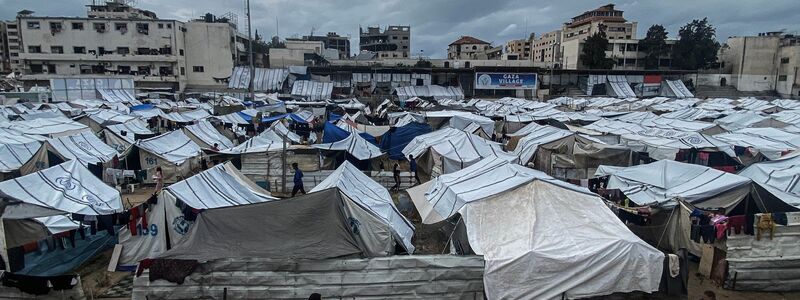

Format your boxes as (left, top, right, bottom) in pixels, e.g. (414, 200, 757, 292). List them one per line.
(505, 33, 534, 60)
(559, 4, 637, 69)
(7, 0, 247, 91)
(532, 30, 562, 66)
(722, 32, 800, 98)
(448, 36, 501, 60)
(0, 22, 9, 73)
(5, 20, 20, 73)
(288, 32, 350, 59)
(359, 25, 410, 59)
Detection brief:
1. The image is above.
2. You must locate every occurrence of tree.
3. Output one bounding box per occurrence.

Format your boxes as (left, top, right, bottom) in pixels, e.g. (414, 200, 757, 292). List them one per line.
(580, 32, 614, 69)
(639, 25, 669, 69)
(672, 18, 720, 70)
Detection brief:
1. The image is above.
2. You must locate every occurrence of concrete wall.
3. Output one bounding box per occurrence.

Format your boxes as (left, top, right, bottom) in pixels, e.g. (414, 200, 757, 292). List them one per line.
(777, 45, 800, 97)
(724, 36, 780, 91)
(183, 21, 235, 87)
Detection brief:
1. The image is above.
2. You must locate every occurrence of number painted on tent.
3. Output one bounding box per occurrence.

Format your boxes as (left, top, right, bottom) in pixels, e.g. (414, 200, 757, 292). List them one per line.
(135, 224, 158, 236)
(149, 224, 158, 236)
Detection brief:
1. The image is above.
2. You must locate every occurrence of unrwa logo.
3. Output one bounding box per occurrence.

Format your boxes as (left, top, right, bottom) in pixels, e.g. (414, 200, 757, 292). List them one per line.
(172, 216, 191, 235)
(55, 176, 76, 190)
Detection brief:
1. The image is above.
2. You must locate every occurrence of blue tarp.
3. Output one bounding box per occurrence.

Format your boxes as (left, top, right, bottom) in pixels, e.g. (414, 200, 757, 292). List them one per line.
(322, 122, 377, 145)
(328, 113, 343, 122)
(262, 113, 308, 124)
(379, 122, 433, 160)
(18, 231, 117, 276)
(130, 104, 154, 111)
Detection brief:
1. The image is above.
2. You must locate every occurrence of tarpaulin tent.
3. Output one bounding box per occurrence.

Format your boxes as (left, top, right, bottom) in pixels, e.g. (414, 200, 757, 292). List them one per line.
(132, 130, 202, 182)
(322, 122, 377, 145)
(379, 122, 433, 160)
(161, 109, 210, 123)
(183, 120, 235, 149)
(409, 157, 663, 299)
(21, 131, 118, 175)
(313, 131, 383, 161)
(739, 155, 800, 209)
(402, 128, 514, 178)
(394, 85, 465, 101)
(0, 129, 44, 180)
(217, 129, 287, 155)
(228, 67, 288, 91)
(118, 162, 276, 266)
(291, 80, 333, 101)
(81, 109, 139, 132)
(0, 117, 91, 138)
(713, 128, 800, 160)
(156, 188, 396, 261)
(104, 119, 154, 152)
(311, 161, 415, 253)
(713, 111, 787, 131)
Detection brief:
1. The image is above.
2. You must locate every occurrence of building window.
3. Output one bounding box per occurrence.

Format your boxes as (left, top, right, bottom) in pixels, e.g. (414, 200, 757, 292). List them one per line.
(402, 36, 408, 40)
(27, 21, 40, 29)
(159, 66, 173, 76)
(158, 23, 164, 29)
(73, 46, 86, 54)
(28, 45, 42, 53)
(30, 64, 44, 73)
(115, 23, 128, 31)
(192, 66, 204, 72)
(179, 49, 184, 56)
(136, 23, 149, 34)
(51, 46, 64, 54)
(117, 47, 130, 55)
(159, 47, 172, 55)
(72, 22, 84, 30)
(137, 66, 151, 75)
(779, 75, 788, 81)
(781, 57, 790, 64)
(167, 23, 172, 29)
(137, 48, 150, 55)
(392, 36, 398, 40)
(180, 67, 185, 75)
(50, 22, 63, 31)
(118, 66, 131, 74)
(93, 23, 107, 32)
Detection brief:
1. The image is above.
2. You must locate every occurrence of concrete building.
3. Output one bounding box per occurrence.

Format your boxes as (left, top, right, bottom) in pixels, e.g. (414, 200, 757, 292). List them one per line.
(532, 30, 562, 66)
(448, 36, 501, 60)
(0, 22, 9, 73)
(269, 40, 324, 68)
(287, 32, 350, 59)
(722, 32, 800, 98)
(359, 25, 410, 59)
(5, 20, 20, 74)
(7, 1, 247, 91)
(505, 33, 534, 60)
(559, 4, 637, 69)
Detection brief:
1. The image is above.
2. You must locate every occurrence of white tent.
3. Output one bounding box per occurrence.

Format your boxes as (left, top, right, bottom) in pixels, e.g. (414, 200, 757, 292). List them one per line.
(183, 120, 235, 149)
(0, 117, 91, 138)
(218, 130, 287, 155)
(104, 119, 153, 152)
(161, 109, 210, 123)
(134, 131, 202, 182)
(311, 161, 415, 253)
(312, 132, 383, 160)
(291, 80, 333, 101)
(411, 157, 663, 299)
(23, 131, 118, 174)
(739, 155, 800, 209)
(403, 128, 514, 176)
(596, 160, 752, 209)
(0, 160, 123, 219)
(713, 128, 800, 160)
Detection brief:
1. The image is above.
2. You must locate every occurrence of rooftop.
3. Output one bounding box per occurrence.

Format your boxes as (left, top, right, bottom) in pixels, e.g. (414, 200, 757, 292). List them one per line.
(449, 36, 490, 46)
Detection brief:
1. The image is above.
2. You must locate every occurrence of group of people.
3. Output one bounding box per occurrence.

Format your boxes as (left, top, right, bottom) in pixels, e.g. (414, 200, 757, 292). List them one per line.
(289, 155, 421, 196)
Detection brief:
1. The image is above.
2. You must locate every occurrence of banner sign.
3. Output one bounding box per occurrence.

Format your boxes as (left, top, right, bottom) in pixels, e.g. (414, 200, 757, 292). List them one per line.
(475, 72, 537, 90)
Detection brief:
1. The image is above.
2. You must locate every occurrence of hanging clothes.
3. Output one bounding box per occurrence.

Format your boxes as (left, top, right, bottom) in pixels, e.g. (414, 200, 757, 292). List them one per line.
(727, 215, 746, 235)
(700, 225, 716, 243)
(773, 212, 788, 226)
(756, 214, 775, 240)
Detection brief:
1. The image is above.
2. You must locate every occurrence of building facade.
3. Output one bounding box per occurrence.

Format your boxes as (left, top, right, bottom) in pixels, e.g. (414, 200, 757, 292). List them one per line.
(359, 25, 410, 59)
(448, 36, 501, 60)
(7, 1, 246, 91)
(559, 4, 637, 69)
(0, 22, 9, 73)
(722, 32, 800, 97)
(505, 33, 534, 60)
(532, 30, 562, 66)
(288, 32, 350, 59)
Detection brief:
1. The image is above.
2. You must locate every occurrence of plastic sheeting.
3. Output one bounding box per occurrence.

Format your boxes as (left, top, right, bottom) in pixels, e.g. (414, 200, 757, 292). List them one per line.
(596, 160, 752, 209)
(402, 128, 514, 174)
(322, 121, 376, 145)
(183, 120, 234, 149)
(228, 67, 289, 91)
(105, 119, 153, 147)
(43, 131, 118, 166)
(161, 109, 210, 123)
(166, 163, 276, 209)
(607, 75, 637, 98)
(291, 80, 333, 101)
(664, 80, 694, 98)
(714, 128, 800, 160)
(379, 122, 433, 160)
(0, 141, 41, 173)
(136, 130, 202, 164)
(311, 161, 415, 253)
(313, 131, 383, 160)
(415, 157, 663, 299)
(218, 129, 287, 154)
(0, 160, 123, 218)
(0, 117, 90, 138)
(394, 85, 465, 101)
(739, 155, 800, 208)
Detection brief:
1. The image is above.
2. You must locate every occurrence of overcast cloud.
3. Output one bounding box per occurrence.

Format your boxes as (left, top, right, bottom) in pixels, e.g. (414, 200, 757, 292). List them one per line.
(2, 0, 799, 58)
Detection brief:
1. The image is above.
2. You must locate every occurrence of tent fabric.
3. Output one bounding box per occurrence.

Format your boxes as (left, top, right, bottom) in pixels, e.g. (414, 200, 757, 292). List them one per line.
(508, 124, 576, 164)
(322, 122, 377, 145)
(43, 131, 118, 166)
(35, 215, 80, 235)
(379, 122, 433, 160)
(228, 67, 288, 91)
(313, 131, 383, 160)
(448, 114, 495, 136)
(402, 128, 514, 174)
(596, 160, 752, 208)
(394, 85, 465, 101)
(0, 118, 91, 138)
(183, 120, 235, 149)
(0, 141, 41, 173)
(158, 188, 372, 261)
(739, 155, 800, 209)
(86, 109, 138, 126)
(214, 112, 250, 125)
(416, 157, 663, 299)
(161, 109, 210, 123)
(130, 108, 165, 119)
(311, 161, 415, 253)
(713, 128, 800, 160)
(97, 88, 137, 103)
(291, 80, 333, 101)
(0, 160, 122, 218)
(104, 119, 153, 150)
(166, 163, 276, 209)
(664, 80, 694, 98)
(218, 130, 287, 154)
(136, 130, 202, 164)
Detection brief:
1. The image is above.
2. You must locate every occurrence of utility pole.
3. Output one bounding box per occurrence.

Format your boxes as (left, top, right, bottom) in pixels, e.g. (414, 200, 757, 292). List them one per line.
(246, 0, 255, 101)
(281, 134, 287, 194)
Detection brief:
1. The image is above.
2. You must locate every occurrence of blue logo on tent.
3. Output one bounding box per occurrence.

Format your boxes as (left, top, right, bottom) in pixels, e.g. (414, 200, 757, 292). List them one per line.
(348, 217, 361, 235)
(56, 176, 76, 190)
(82, 195, 102, 207)
(172, 216, 191, 235)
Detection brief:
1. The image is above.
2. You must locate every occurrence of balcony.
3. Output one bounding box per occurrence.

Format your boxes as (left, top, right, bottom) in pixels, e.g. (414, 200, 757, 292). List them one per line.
(19, 53, 179, 63)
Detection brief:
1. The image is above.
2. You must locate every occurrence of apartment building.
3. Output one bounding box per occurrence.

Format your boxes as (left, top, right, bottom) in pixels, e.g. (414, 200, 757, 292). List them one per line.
(722, 32, 800, 97)
(5, 20, 20, 73)
(359, 25, 410, 59)
(560, 4, 637, 69)
(532, 30, 562, 66)
(8, 1, 246, 91)
(448, 36, 501, 60)
(505, 33, 534, 60)
(288, 32, 350, 59)
(0, 22, 9, 73)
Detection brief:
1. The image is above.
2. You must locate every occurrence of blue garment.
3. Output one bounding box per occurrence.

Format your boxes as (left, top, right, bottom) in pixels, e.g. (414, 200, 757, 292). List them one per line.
(410, 159, 417, 172)
(293, 169, 304, 185)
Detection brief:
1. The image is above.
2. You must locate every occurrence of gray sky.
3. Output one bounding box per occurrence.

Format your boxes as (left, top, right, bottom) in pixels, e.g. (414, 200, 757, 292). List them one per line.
(2, 0, 799, 58)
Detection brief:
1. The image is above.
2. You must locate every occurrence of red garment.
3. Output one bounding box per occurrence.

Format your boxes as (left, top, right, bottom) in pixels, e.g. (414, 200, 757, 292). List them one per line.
(715, 223, 727, 240)
(727, 215, 746, 234)
(129, 207, 140, 236)
(136, 259, 153, 277)
(698, 152, 710, 161)
(139, 206, 148, 228)
(22, 242, 39, 253)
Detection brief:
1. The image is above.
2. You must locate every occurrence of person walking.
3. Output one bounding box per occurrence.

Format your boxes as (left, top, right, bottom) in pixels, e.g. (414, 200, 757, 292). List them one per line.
(153, 166, 164, 195)
(408, 154, 420, 185)
(391, 162, 401, 191)
(291, 163, 306, 196)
